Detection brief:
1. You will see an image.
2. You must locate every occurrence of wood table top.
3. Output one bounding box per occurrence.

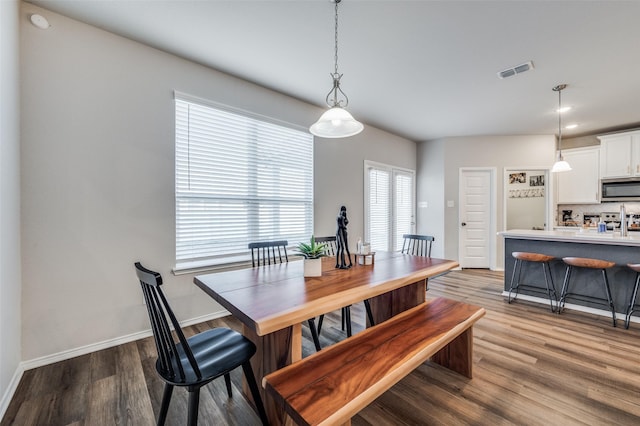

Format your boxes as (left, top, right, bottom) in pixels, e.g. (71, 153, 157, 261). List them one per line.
(194, 252, 458, 336)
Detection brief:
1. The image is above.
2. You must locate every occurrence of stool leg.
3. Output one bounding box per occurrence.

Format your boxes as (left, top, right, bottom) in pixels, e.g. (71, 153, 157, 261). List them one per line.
(542, 262, 557, 313)
(508, 259, 521, 303)
(626, 273, 640, 329)
(344, 305, 352, 337)
(601, 269, 616, 327)
(559, 265, 572, 313)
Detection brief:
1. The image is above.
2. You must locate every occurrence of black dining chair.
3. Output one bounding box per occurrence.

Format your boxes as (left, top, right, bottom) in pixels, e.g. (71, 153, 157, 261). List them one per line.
(314, 236, 375, 340)
(401, 234, 435, 257)
(314, 236, 338, 256)
(248, 240, 289, 267)
(247, 241, 322, 352)
(134, 262, 268, 426)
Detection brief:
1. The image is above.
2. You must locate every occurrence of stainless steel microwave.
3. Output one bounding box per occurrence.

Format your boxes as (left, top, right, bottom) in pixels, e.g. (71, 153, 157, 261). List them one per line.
(601, 178, 640, 201)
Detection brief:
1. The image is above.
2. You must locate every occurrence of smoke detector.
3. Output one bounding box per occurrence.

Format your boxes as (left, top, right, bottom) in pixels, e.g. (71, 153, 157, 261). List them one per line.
(30, 14, 50, 30)
(497, 61, 534, 79)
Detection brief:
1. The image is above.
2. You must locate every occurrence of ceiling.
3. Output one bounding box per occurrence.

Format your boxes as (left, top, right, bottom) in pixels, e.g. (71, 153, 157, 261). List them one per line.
(27, 0, 640, 142)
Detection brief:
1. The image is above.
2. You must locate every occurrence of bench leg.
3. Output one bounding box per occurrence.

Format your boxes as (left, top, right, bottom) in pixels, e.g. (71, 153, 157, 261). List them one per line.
(243, 323, 301, 425)
(430, 326, 474, 378)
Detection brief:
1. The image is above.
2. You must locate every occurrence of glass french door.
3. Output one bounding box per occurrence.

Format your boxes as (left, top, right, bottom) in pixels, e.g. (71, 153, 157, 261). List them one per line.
(364, 161, 415, 252)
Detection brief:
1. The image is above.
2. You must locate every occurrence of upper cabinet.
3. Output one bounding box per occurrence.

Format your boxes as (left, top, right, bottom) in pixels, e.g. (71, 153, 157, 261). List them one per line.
(599, 130, 640, 178)
(556, 146, 600, 204)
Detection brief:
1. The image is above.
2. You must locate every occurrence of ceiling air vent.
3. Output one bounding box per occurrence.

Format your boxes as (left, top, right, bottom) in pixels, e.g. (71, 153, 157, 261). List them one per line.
(497, 61, 534, 79)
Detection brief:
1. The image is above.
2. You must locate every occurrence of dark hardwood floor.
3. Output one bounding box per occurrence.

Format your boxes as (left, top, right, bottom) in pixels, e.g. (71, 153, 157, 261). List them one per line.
(3, 269, 640, 425)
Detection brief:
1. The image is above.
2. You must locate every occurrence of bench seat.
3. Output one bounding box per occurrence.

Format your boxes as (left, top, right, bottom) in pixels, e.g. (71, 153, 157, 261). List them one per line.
(262, 297, 486, 426)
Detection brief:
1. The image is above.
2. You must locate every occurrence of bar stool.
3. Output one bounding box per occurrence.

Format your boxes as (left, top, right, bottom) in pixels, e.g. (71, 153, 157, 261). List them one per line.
(559, 257, 617, 327)
(624, 263, 640, 329)
(508, 252, 557, 312)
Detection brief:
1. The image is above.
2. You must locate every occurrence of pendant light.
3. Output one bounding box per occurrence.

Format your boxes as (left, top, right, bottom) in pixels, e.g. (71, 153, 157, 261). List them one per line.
(551, 84, 572, 173)
(310, 0, 363, 138)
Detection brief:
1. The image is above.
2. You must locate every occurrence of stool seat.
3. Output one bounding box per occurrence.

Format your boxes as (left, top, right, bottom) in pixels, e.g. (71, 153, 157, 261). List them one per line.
(508, 251, 557, 312)
(513, 252, 554, 263)
(627, 263, 640, 273)
(559, 256, 616, 326)
(562, 257, 615, 269)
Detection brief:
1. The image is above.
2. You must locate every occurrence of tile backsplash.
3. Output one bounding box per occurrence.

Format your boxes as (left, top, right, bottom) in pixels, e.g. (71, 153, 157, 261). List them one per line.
(557, 202, 640, 226)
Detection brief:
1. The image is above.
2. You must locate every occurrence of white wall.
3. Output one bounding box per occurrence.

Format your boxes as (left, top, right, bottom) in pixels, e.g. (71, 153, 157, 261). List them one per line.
(19, 3, 416, 362)
(0, 0, 22, 416)
(416, 139, 446, 258)
(417, 135, 556, 269)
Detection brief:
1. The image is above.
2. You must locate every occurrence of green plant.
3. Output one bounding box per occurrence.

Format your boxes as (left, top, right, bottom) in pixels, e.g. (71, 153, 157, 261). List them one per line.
(297, 235, 327, 259)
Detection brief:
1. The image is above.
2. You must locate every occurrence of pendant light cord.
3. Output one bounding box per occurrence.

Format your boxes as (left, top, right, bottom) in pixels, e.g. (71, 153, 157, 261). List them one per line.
(557, 88, 562, 153)
(334, 0, 339, 75)
(325, 0, 349, 108)
(552, 84, 567, 156)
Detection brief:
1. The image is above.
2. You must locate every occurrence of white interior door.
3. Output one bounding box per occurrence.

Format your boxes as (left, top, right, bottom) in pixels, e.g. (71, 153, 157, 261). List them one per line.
(459, 169, 493, 268)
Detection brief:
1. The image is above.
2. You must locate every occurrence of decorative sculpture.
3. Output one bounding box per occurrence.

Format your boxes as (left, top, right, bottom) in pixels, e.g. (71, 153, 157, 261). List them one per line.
(336, 205, 352, 269)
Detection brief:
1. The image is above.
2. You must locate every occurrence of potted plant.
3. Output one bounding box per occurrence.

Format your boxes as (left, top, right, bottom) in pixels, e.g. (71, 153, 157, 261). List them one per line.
(297, 236, 327, 277)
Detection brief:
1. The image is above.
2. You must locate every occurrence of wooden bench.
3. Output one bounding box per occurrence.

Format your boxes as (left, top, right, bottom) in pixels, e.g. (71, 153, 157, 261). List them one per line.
(262, 297, 486, 426)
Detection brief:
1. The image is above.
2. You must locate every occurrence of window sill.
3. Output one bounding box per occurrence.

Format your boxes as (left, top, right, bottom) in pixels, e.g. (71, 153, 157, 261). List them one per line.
(173, 255, 253, 276)
(173, 254, 305, 276)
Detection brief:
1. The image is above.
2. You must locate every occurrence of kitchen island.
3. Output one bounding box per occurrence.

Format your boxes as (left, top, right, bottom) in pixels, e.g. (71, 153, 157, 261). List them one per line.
(500, 229, 640, 321)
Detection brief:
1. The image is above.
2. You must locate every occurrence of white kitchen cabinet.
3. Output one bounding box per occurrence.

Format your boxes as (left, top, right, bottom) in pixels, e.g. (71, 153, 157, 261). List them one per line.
(556, 146, 600, 204)
(599, 130, 640, 178)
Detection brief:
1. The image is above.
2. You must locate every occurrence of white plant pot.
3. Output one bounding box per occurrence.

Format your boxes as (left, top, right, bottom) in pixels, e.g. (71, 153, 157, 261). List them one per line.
(303, 258, 322, 277)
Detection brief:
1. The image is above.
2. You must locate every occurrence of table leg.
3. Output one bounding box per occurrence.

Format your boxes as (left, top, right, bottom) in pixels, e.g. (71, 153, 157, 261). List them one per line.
(366, 279, 427, 325)
(242, 323, 302, 425)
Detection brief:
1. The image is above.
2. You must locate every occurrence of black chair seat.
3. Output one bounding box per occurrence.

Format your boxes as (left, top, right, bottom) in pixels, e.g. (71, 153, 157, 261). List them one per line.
(161, 328, 256, 386)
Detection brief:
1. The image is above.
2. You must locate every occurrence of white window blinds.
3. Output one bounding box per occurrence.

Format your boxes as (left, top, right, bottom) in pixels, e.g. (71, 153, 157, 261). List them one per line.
(394, 170, 415, 251)
(367, 167, 391, 251)
(175, 97, 313, 263)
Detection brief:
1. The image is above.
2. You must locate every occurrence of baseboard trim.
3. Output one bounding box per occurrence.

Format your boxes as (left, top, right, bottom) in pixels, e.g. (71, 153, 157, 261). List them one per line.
(0, 363, 25, 421)
(500, 291, 638, 323)
(20, 309, 229, 371)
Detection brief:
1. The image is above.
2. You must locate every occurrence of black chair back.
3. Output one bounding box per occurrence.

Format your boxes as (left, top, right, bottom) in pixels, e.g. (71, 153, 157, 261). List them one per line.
(248, 240, 288, 267)
(401, 234, 435, 257)
(135, 262, 200, 383)
(315, 236, 337, 256)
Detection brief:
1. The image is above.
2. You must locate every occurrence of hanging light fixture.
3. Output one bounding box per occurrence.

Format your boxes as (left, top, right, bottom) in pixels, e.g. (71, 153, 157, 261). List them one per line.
(551, 84, 572, 173)
(310, 0, 363, 138)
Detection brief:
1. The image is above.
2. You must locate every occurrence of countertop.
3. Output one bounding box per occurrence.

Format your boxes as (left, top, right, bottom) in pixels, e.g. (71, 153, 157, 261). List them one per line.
(500, 229, 640, 246)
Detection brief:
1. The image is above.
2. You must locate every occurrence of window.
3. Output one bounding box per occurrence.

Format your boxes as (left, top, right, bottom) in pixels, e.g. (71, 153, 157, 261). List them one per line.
(364, 161, 415, 252)
(175, 94, 313, 266)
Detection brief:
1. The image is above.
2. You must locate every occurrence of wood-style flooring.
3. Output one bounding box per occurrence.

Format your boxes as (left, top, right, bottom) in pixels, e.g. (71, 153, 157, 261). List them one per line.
(2, 269, 640, 425)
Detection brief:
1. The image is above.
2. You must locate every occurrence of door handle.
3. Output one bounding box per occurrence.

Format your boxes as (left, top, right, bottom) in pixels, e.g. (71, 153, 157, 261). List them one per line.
(461, 222, 467, 226)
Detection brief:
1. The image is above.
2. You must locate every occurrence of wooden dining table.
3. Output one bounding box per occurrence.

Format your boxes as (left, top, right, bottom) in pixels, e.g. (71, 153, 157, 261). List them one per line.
(194, 251, 459, 424)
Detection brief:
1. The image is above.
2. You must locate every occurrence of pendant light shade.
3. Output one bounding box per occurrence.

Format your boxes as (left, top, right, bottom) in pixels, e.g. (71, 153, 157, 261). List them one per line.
(310, 0, 363, 139)
(310, 106, 364, 138)
(551, 84, 571, 173)
(551, 158, 572, 173)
